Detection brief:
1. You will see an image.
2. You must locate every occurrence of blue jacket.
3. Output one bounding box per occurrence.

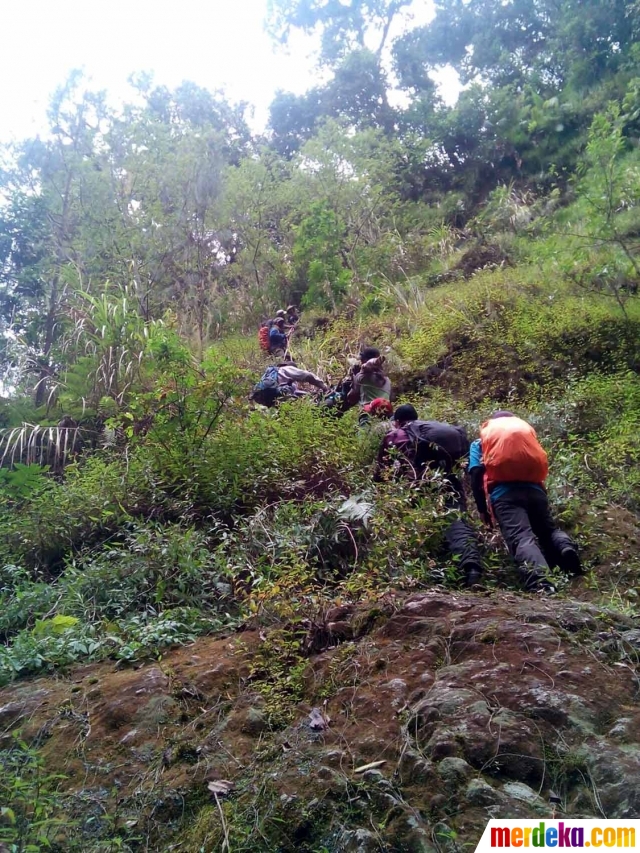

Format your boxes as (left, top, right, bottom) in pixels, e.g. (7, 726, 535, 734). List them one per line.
(269, 326, 287, 350)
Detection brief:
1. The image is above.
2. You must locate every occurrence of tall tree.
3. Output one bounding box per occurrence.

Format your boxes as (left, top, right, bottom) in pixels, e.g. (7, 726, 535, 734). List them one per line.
(267, 0, 412, 65)
(397, 0, 640, 90)
(0, 73, 114, 402)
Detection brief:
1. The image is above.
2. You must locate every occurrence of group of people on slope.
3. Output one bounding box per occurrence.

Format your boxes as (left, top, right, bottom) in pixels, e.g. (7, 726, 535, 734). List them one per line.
(250, 345, 393, 414)
(375, 404, 582, 594)
(251, 339, 581, 594)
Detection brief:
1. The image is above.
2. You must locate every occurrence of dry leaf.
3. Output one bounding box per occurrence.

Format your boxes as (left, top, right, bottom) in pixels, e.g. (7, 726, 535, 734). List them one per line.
(208, 780, 234, 796)
(354, 760, 386, 774)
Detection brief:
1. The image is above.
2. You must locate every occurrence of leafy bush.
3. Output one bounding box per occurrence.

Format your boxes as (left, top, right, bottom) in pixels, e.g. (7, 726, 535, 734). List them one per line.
(0, 605, 221, 687)
(0, 454, 142, 570)
(145, 400, 377, 518)
(293, 202, 352, 310)
(0, 735, 68, 852)
(553, 372, 640, 509)
(220, 478, 458, 620)
(0, 621, 104, 686)
(0, 564, 58, 640)
(62, 522, 234, 621)
(0, 521, 240, 684)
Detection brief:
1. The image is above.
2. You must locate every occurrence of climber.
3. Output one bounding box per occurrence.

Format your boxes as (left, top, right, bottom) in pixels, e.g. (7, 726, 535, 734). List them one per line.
(359, 396, 394, 430)
(374, 403, 484, 587)
(268, 317, 289, 359)
(286, 305, 300, 325)
(345, 347, 391, 412)
(277, 361, 327, 393)
(275, 308, 299, 330)
(250, 361, 328, 408)
(468, 411, 582, 593)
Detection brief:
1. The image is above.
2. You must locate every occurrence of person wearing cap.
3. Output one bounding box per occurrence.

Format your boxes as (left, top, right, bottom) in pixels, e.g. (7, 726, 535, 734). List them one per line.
(374, 403, 484, 588)
(468, 411, 582, 594)
(345, 347, 391, 411)
(269, 317, 289, 359)
(286, 305, 300, 325)
(359, 397, 394, 430)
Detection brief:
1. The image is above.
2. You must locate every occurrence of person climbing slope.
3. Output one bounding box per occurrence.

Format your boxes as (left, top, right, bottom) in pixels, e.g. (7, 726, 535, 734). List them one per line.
(250, 361, 328, 408)
(374, 403, 484, 587)
(286, 305, 300, 325)
(268, 317, 289, 359)
(276, 361, 327, 393)
(468, 411, 582, 594)
(359, 397, 394, 430)
(345, 347, 391, 412)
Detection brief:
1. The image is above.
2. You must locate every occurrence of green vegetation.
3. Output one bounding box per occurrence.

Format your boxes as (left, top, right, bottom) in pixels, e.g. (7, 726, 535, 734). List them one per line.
(0, 735, 68, 852)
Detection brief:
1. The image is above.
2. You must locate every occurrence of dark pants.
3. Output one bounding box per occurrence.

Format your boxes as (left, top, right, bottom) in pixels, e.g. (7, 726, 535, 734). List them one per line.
(492, 487, 576, 586)
(445, 518, 482, 570)
(443, 483, 482, 572)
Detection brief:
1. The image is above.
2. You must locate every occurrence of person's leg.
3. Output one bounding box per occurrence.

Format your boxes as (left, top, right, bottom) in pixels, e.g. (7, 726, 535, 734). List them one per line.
(527, 490, 583, 575)
(492, 490, 552, 590)
(445, 516, 484, 585)
(443, 490, 483, 585)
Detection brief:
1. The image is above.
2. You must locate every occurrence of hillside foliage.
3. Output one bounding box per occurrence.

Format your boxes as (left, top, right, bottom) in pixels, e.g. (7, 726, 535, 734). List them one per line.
(1, 2, 640, 851)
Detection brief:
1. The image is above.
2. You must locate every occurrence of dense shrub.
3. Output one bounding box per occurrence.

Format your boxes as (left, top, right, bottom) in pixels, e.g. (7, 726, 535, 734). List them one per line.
(0, 523, 240, 686)
(143, 400, 379, 517)
(0, 454, 143, 571)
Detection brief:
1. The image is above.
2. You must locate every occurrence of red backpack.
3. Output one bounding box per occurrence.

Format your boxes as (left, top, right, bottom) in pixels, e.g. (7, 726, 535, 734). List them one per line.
(480, 416, 548, 486)
(258, 324, 271, 352)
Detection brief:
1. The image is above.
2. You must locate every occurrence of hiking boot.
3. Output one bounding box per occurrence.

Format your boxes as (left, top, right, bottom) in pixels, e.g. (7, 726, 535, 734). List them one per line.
(463, 564, 484, 589)
(560, 547, 583, 576)
(524, 572, 556, 595)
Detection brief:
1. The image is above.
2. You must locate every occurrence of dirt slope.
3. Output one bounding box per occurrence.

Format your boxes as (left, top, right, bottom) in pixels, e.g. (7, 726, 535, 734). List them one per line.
(2, 589, 639, 851)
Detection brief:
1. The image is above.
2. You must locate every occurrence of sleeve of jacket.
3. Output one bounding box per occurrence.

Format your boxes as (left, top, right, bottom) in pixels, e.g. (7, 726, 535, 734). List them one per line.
(279, 365, 325, 389)
(301, 370, 326, 390)
(468, 439, 488, 516)
(345, 373, 361, 408)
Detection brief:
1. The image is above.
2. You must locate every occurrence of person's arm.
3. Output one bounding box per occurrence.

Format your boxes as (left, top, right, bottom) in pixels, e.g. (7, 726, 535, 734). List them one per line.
(467, 439, 491, 524)
(345, 373, 361, 408)
(279, 365, 327, 391)
(302, 370, 328, 391)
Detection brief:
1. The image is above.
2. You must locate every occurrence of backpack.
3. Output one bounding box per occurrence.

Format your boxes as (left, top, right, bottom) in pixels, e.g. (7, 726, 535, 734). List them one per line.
(258, 324, 271, 352)
(480, 416, 548, 485)
(404, 420, 469, 475)
(321, 389, 346, 416)
(251, 365, 282, 407)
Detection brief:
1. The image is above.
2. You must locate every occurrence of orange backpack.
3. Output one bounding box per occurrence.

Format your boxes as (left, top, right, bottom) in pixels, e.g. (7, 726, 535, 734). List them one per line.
(480, 416, 548, 486)
(258, 325, 271, 352)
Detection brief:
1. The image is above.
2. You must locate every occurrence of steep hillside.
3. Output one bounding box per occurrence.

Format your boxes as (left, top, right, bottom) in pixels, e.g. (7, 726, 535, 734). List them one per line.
(1, 19, 640, 848)
(1, 262, 640, 851)
(2, 591, 639, 852)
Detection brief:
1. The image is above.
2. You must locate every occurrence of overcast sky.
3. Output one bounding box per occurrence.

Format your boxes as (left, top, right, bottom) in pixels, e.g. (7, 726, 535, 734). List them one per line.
(0, 0, 453, 141)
